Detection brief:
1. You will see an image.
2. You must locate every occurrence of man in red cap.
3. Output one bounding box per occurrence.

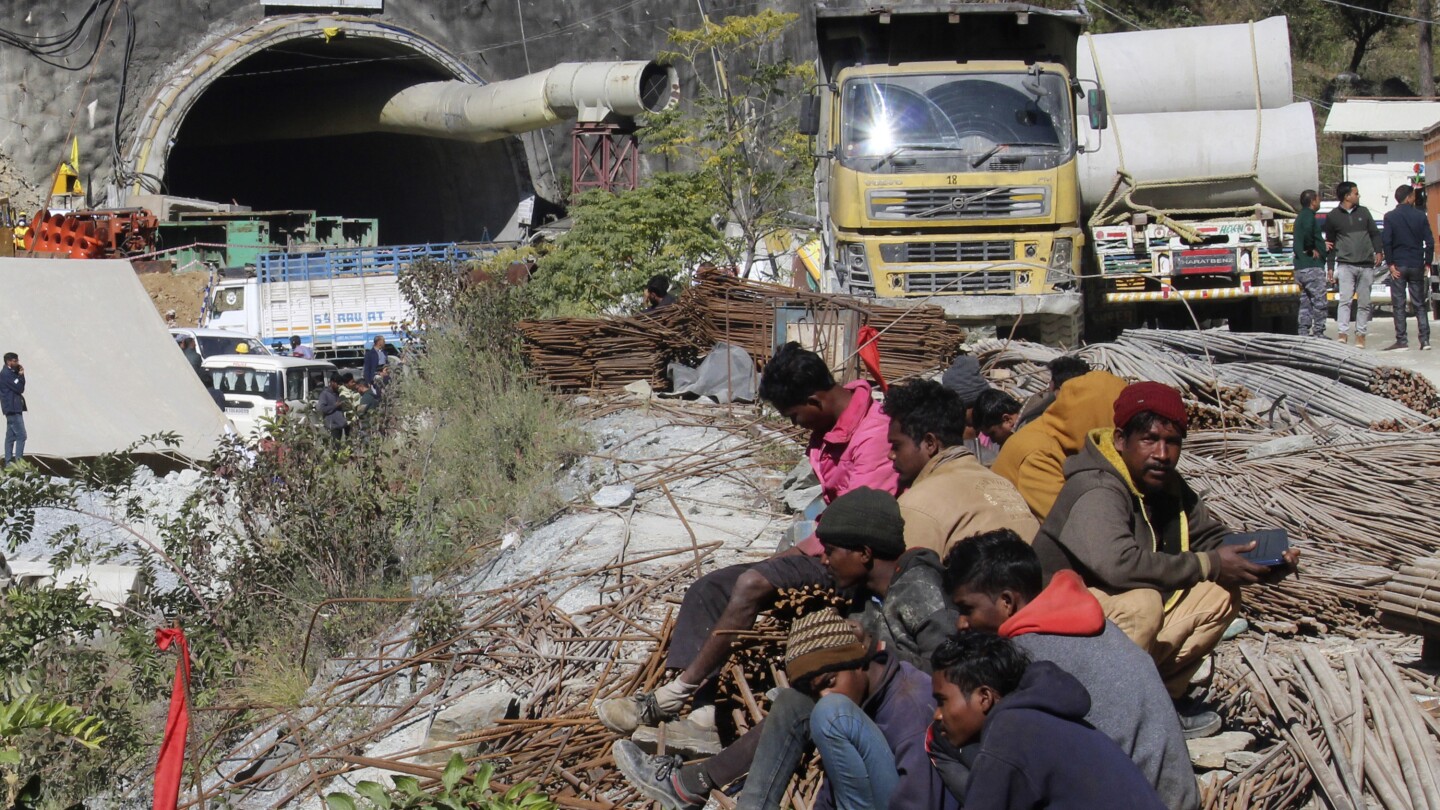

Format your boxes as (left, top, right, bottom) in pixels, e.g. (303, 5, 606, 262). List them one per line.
(1030, 382, 1298, 734)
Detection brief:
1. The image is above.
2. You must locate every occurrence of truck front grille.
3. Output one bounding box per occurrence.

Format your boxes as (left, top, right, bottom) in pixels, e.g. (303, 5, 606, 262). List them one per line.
(869, 187, 1047, 220)
(902, 270, 1016, 295)
(880, 241, 1014, 263)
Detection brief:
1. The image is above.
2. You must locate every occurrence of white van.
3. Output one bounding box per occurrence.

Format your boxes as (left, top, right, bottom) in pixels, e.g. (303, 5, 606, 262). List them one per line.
(171, 328, 272, 360)
(200, 355, 338, 438)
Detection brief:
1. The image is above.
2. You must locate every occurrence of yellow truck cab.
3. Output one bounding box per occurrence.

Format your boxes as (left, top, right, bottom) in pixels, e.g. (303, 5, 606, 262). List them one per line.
(806, 3, 1096, 343)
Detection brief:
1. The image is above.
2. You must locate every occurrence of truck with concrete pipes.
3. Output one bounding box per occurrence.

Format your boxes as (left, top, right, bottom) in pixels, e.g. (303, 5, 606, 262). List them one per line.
(800, 4, 1316, 343)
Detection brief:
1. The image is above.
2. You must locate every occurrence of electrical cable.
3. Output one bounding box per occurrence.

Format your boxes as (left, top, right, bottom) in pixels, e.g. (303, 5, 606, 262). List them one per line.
(0, 0, 118, 71)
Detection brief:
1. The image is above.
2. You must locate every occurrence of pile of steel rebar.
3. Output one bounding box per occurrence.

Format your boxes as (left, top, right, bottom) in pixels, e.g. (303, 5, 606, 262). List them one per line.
(518, 274, 966, 392)
(974, 332, 1433, 431)
(1204, 639, 1440, 810)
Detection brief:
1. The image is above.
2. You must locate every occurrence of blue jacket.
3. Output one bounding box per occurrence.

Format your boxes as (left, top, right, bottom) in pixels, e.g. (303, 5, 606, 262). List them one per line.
(817, 654, 959, 810)
(1382, 203, 1434, 269)
(962, 661, 1166, 810)
(0, 367, 25, 415)
(363, 348, 385, 384)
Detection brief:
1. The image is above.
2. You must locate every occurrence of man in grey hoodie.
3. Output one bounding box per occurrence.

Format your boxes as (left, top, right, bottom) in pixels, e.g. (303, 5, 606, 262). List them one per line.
(1322, 181, 1384, 348)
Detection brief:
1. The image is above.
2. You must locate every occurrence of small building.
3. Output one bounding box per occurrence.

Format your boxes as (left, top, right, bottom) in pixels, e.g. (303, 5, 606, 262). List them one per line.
(1324, 100, 1440, 212)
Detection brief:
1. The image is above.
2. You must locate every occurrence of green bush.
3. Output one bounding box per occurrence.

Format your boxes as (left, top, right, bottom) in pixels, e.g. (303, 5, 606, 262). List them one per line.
(325, 753, 556, 810)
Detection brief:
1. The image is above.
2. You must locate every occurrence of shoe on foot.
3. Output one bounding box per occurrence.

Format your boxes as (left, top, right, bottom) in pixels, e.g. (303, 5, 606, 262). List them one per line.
(1422, 343, 1433, 351)
(597, 692, 674, 734)
(632, 717, 723, 758)
(612, 740, 706, 810)
(1383, 342, 1408, 351)
(1356, 335, 1367, 349)
(1337, 334, 1349, 344)
(1173, 699, 1223, 740)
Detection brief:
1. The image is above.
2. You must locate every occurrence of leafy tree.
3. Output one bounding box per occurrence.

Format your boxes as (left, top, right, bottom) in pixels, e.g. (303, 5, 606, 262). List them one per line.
(643, 10, 816, 279)
(533, 172, 725, 314)
(1333, 0, 1408, 72)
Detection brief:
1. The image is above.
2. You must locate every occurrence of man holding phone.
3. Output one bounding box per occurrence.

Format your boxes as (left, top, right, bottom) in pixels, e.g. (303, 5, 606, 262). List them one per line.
(1, 353, 26, 465)
(1031, 383, 1300, 729)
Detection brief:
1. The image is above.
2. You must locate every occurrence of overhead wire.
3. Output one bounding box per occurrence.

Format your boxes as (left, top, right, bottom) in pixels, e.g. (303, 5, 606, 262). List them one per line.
(0, 0, 118, 71)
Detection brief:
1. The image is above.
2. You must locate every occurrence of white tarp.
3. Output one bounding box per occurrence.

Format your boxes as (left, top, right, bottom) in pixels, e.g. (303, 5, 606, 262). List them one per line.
(0, 258, 229, 462)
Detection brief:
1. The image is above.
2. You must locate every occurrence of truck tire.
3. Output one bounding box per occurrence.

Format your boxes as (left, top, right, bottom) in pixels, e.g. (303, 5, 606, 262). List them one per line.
(1039, 313, 1082, 349)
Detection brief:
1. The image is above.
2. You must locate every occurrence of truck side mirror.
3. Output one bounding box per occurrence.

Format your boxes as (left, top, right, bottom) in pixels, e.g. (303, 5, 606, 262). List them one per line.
(799, 95, 820, 136)
(1087, 89, 1109, 130)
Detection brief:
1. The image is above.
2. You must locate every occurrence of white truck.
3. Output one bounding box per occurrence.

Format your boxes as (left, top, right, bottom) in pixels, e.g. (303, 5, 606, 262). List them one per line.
(203, 243, 499, 365)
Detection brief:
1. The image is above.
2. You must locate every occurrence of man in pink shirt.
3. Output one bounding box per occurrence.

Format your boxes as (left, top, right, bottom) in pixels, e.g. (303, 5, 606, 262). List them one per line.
(597, 343, 898, 743)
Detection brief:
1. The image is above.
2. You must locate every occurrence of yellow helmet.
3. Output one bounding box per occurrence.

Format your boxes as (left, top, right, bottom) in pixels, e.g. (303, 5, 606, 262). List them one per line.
(235, 342, 250, 354)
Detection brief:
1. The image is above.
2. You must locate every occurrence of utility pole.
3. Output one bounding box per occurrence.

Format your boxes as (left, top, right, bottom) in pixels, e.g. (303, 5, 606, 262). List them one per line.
(1422, 0, 1435, 96)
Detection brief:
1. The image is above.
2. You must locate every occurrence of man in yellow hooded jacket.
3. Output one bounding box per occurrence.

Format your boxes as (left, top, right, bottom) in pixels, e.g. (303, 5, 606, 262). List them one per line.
(992, 369, 1128, 520)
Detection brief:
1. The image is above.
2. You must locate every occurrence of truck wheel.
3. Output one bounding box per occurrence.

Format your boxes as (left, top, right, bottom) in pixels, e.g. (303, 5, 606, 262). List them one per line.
(1039, 313, 1082, 349)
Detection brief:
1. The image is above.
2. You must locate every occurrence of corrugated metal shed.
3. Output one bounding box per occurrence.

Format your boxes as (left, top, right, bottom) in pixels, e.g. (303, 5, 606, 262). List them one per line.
(1324, 100, 1440, 138)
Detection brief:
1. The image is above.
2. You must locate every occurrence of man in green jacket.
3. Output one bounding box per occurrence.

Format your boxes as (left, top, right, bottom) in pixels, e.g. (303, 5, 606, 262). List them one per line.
(1293, 189, 1327, 338)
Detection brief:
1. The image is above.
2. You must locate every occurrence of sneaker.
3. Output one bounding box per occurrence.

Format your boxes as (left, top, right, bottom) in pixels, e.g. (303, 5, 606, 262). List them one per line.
(1383, 342, 1409, 351)
(1356, 335, 1367, 349)
(631, 717, 723, 758)
(597, 692, 674, 734)
(1337, 334, 1349, 344)
(611, 740, 706, 810)
(1422, 344, 1433, 351)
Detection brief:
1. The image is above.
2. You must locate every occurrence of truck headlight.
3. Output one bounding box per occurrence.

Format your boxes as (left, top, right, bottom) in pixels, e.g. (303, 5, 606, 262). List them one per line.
(1045, 238, 1074, 287)
(840, 242, 873, 291)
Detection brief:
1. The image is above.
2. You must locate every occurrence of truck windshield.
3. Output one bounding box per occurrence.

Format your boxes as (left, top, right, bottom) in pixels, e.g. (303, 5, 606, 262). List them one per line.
(839, 72, 1073, 171)
(198, 336, 269, 358)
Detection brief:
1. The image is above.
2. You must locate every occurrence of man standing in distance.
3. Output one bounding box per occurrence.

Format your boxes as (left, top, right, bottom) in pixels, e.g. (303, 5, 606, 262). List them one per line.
(1, 353, 26, 465)
(1382, 184, 1434, 351)
(1323, 181, 1384, 348)
(1292, 189, 1328, 338)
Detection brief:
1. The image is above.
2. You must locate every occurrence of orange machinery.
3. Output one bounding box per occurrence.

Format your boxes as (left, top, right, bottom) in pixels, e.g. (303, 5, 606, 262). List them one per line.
(22, 207, 158, 259)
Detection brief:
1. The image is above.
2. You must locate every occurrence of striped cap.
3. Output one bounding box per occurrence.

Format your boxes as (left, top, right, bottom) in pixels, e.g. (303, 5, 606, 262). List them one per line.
(784, 608, 869, 684)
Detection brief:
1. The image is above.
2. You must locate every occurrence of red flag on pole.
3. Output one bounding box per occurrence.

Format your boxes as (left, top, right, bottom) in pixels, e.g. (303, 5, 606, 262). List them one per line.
(857, 325, 887, 392)
(153, 627, 191, 810)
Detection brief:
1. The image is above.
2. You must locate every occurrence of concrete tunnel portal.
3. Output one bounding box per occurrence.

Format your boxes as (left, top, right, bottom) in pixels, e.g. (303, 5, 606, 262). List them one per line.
(137, 19, 531, 247)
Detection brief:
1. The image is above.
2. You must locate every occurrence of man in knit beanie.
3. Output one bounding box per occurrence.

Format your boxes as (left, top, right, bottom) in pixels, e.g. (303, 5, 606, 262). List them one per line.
(614, 608, 955, 810)
(817, 488, 957, 672)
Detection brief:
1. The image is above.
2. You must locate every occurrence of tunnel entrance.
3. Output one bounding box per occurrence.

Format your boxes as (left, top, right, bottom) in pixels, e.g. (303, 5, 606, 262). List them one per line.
(152, 23, 528, 246)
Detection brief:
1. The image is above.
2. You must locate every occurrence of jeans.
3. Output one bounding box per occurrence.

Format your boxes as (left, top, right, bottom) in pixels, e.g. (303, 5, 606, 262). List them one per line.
(735, 688, 816, 810)
(809, 694, 899, 810)
(1295, 267, 1328, 337)
(1389, 265, 1430, 346)
(4, 413, 25, 462)
(1335, 262, 1375, 336)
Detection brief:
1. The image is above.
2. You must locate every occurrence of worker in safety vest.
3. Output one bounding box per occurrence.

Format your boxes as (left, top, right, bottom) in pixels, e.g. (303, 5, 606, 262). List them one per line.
(12, 216, 28, 251)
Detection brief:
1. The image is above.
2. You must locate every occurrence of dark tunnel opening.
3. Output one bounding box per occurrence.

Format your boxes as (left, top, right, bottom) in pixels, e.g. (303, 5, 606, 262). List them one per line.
(163, 37, 529, 246)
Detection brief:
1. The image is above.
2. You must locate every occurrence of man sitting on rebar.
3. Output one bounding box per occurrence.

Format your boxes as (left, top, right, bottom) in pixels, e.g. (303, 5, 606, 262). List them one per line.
(1030, 382, 1299, 734)
(595, 342, 897, 746)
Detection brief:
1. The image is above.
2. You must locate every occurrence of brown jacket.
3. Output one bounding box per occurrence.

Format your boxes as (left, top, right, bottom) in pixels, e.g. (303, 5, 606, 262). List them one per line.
(993, 370, 1129, 521)
(899, 445, 1040, 557)
(1032, 429, 1228, 600)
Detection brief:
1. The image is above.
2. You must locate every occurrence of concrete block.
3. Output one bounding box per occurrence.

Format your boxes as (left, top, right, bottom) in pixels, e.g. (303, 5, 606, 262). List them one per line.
(429, 690, 520, 743)
(1188, 731, 1254, 769)
(591, 484, 635, 508)
(784, 485, 822, 514)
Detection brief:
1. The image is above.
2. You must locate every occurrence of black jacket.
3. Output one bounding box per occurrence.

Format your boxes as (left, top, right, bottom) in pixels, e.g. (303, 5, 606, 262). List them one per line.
(960, 661, 1166, 810)
(852, 548, 959, 672)
(1382, 203, 1434, 269)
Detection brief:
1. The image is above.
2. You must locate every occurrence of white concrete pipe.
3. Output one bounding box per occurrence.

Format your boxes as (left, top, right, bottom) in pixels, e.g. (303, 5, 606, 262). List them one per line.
(1077, 16, 1293, 116)
(1077, 102, 1320, 210)
(378, 61, 680, 140)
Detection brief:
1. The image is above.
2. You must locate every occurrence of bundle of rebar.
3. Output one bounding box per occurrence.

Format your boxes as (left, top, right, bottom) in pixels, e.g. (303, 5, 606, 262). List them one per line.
(1119, 329, 1440, 418)
(518, 273, 966, 392)
(1378, 556, 1440, 640)
(1181, 429, 1440, 629)
(1204, 639, 1440, 810)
